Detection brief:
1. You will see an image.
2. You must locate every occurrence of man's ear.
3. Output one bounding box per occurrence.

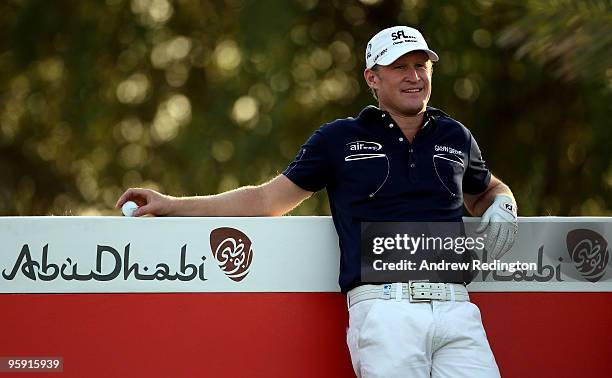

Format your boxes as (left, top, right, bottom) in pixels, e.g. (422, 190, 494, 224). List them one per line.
(363, 68, 379, 90)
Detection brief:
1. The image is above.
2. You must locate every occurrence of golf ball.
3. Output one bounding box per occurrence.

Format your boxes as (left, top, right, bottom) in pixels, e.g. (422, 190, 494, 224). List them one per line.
(121, 201, 138, 217)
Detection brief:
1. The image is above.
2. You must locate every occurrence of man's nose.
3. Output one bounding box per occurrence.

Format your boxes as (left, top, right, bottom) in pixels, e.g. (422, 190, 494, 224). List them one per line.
(403, 67, 419, 81)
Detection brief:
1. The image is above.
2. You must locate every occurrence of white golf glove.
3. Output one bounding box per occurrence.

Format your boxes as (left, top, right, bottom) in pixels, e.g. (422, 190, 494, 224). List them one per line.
(476, 195, 518, 260)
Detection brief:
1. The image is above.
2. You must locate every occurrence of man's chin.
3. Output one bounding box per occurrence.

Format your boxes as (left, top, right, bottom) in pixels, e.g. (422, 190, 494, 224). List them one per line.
(400, 105, 426, 116)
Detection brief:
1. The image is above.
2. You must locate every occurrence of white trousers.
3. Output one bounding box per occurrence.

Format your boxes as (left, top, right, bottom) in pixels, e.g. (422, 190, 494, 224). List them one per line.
(346, 296, 500, 378)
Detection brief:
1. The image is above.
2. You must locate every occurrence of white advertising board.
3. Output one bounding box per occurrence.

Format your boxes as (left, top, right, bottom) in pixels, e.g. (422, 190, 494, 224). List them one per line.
(0, 217, 610, 293)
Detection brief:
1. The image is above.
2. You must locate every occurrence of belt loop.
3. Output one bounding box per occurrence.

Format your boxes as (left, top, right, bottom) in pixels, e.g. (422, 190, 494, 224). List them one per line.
(383, 284, 392, 300)
(395, 282, 402, 301)
(449, 284, 456, 302)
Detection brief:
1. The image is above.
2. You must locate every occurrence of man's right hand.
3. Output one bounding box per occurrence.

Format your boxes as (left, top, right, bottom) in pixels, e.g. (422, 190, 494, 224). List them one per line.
(115, 188, 175, 217)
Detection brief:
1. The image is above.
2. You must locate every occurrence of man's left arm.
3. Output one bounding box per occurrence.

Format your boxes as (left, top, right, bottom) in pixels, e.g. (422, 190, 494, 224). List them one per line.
(464, 175, 518, 260)
(463, 175, 515, 217)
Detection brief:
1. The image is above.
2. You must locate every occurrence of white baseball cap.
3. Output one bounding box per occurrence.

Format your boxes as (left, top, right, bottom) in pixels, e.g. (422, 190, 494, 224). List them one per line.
(365, 26, 439, 69)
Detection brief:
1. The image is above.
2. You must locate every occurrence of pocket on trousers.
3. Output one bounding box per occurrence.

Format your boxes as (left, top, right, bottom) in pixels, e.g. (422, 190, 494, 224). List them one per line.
(346, 326, 360, 376)
(346, 300, 380, 377)
(468, 301, 483, 321)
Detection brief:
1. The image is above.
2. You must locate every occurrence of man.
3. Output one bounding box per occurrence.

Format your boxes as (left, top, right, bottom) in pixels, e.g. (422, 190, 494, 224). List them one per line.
(116, 26, 517, 377)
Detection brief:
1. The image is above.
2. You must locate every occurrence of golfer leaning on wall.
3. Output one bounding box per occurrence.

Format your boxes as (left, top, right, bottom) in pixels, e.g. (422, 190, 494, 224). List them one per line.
(116, 26, 518, 377)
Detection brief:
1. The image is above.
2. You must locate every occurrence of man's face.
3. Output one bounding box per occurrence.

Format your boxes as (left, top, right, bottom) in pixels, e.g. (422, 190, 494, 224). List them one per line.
(364, 51, 433, 116)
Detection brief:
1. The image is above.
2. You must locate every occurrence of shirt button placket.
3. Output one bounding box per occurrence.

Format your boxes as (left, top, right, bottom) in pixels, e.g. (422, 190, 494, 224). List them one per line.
(408, 145, 416, 182)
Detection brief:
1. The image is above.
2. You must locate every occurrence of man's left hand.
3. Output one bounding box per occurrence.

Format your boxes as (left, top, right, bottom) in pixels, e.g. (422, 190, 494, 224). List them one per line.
(476, 195, 518, 260)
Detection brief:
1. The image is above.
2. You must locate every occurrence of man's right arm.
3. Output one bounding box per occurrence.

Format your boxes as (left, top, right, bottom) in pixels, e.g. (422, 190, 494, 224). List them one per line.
(115, 175, 313, 217)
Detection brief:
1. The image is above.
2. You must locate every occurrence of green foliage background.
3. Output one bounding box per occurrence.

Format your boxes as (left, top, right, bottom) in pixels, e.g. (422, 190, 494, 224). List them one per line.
(0, 0, 610, 216)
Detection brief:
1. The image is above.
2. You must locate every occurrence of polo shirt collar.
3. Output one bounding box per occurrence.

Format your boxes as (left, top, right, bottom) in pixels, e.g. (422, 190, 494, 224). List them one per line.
(358, 105, 446, 132)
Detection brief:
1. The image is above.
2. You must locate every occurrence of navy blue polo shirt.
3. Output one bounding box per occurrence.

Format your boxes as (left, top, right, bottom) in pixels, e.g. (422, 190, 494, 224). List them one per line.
(283, 105, 491, 293)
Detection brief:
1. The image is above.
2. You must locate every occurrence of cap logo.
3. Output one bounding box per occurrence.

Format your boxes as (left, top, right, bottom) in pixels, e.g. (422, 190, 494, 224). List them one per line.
(366, 26, 438, 68)
(373, 48, 388, 64)
(391, 30, 418, 42)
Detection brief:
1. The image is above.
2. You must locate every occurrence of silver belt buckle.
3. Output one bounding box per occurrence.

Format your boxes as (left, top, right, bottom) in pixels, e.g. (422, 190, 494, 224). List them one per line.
(408, 280, 432, 303)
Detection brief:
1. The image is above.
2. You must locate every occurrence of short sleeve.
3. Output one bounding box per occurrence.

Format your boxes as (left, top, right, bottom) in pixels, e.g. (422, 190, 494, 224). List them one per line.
(282, 129, 330, 192)
(462, 133, 491, 195)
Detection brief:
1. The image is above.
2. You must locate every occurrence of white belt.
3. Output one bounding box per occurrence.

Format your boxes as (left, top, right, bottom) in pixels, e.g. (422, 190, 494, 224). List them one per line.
(347, 281, 469, 309)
